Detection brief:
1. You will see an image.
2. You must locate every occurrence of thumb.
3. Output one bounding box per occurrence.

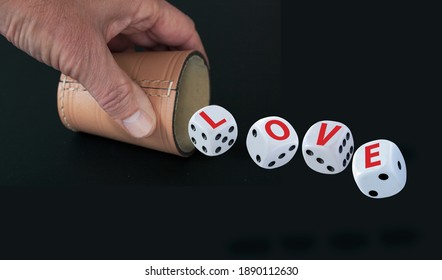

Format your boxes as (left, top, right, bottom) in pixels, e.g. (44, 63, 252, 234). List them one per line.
(74, 45, 157, 138)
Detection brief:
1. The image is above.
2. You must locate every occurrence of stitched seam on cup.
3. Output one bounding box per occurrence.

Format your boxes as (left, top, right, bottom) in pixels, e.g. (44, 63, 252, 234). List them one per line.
(137, 79, 174, 97)
(160, 51, 180, 153)
(59, 77, 89, 131)
(60, 76, 75, 131)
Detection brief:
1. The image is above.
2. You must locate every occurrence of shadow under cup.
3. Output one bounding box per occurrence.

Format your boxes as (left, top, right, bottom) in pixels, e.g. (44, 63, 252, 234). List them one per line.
(57, 50, 210, 157)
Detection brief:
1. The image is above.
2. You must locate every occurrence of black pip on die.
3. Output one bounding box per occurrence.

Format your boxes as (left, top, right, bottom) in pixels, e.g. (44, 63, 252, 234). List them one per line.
(188, 105, 238, 156)
(246, 116, 299, 169)
(302, 120, 354, 174)
(352, 139, 407, 199)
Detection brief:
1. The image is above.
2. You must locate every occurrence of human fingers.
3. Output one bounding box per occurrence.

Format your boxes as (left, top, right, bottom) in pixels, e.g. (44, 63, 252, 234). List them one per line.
(125, 0, 208, 61)
(74, 39, 157, 138)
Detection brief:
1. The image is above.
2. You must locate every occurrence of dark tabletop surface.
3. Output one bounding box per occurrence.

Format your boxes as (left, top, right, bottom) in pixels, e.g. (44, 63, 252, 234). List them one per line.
(0, 0, 438, 259)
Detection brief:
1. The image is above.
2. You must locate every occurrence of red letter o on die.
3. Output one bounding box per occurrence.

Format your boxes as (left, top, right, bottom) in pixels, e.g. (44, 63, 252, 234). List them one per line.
(265, 119, 290, 141)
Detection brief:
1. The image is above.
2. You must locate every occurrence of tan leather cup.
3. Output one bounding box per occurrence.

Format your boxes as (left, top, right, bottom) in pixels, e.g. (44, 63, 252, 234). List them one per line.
(57, 50, 210, 157)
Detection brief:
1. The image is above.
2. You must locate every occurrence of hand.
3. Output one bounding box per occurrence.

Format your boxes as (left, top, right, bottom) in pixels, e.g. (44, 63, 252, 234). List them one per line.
(0, 0, 207, 137)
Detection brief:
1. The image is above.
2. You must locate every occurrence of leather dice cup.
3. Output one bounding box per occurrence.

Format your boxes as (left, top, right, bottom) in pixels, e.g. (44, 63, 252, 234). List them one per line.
(57, 50, 210, 157)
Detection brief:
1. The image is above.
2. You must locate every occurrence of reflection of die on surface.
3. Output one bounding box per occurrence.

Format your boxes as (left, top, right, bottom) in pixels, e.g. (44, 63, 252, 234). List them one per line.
(188, 105, 238, 156)
(302, 120, 354, 174)
(246, 116, 299, 169)
(352, 139, 407, 199)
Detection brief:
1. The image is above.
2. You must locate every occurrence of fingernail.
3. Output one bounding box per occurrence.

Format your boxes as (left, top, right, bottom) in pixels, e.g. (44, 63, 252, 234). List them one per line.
(122, 110, 155, 138)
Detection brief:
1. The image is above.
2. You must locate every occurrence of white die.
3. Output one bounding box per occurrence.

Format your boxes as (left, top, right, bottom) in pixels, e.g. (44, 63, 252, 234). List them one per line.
(302, 120, 354, 174)
(188, 105, 238, 156)
(352, 139, 407, 199)
(246, 116, 299, 169)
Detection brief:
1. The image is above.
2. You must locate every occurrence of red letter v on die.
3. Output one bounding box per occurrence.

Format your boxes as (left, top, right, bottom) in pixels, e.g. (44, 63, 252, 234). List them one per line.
(316, 123, 342, 146)
(199, 111, 227, 129)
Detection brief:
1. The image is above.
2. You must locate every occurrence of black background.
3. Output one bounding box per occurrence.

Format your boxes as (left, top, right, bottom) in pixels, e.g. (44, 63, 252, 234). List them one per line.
(0, 0, 439, 259)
